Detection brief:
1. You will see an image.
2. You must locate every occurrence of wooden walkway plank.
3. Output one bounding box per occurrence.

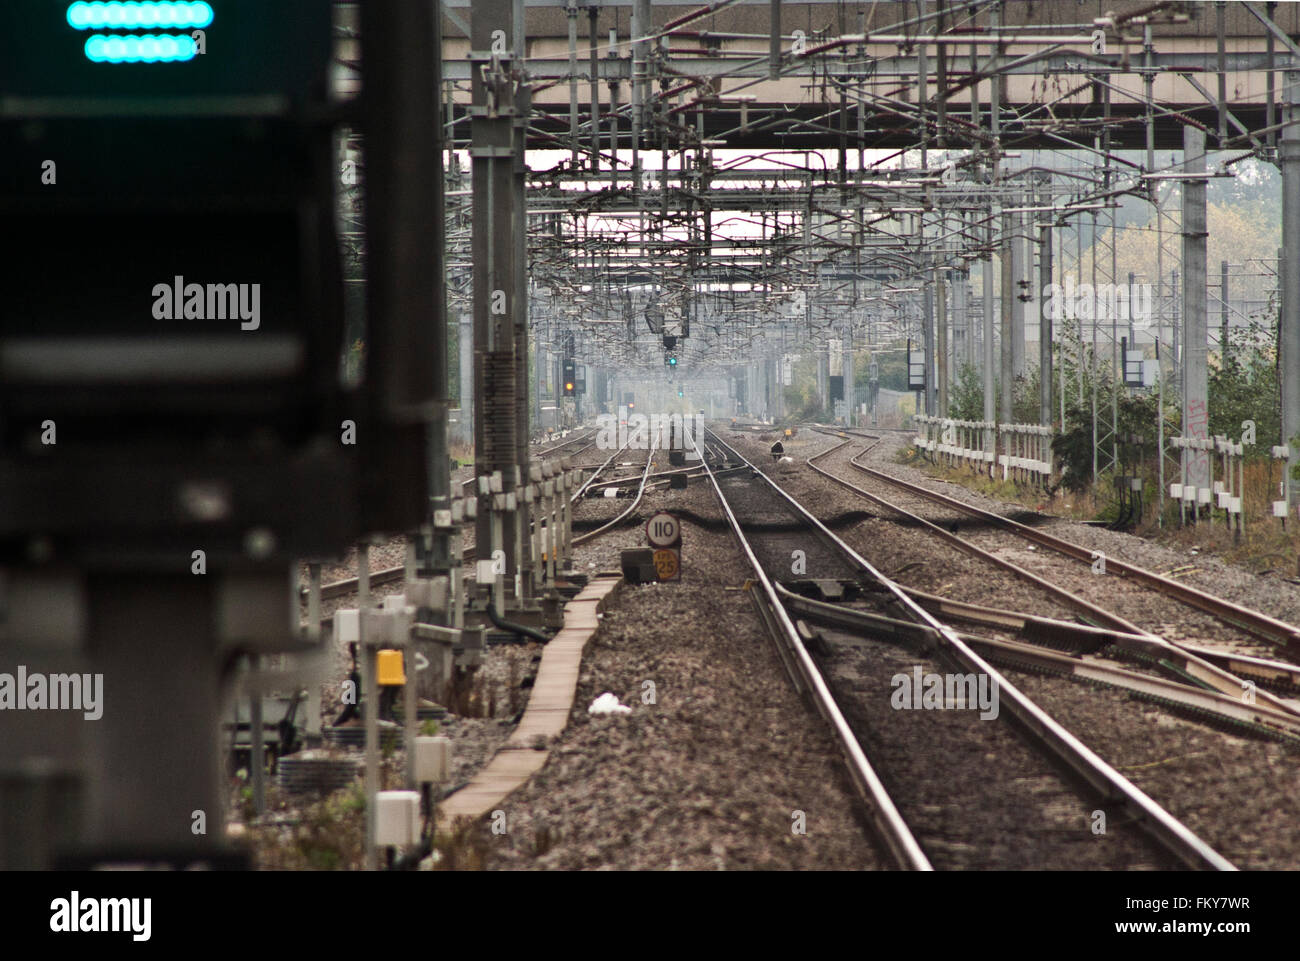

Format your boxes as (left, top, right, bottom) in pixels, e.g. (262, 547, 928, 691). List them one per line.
(435, 576, 621, 829)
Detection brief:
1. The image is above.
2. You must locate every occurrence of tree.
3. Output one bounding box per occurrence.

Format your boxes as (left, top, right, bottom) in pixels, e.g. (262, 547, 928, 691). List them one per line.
(1209, 319, 1280, 453)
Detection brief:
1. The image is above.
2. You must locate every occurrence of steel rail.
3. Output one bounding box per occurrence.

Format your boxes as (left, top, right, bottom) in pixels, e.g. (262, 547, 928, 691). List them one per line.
(1178, 645, 1300, 693)
(804, 429, 1300, 720)
(568, 443, 631, 501)
(534, 427, 598, 454)
(572, 443, 658, 546)
(309, 434, 627, 603)
(843, 429, 1300, 655)
(689, 430, 932, 870)
(457, 443, 598, 494)
(709, 428, 1235, 871)
(894, 585, 1300, 697)
(777, 586, 1300, 741)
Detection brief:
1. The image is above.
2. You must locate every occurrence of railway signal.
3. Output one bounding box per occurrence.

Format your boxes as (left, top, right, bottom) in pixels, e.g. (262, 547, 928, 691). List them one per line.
(0, 0, 426, 562)
(0, 0, 449, 868)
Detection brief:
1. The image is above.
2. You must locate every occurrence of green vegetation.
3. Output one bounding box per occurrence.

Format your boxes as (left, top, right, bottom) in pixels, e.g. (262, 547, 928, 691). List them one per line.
(1210, 319, 1280, 454)
(288, 782, 367, 871)
(912, 303, 1300, 573)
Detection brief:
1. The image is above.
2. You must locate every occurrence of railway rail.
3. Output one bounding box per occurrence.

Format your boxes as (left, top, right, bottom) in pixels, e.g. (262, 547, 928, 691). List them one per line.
(799, 429, 1300, 723)
(693, 432, 931, 870)
(306, 431, 664, 609)
(571, 444, 655, 546)
(698, 428, 1234, 871)
(307, 428, 614, 604)
(779, 584, 1300, 743)
(834, 427, 1300, 655)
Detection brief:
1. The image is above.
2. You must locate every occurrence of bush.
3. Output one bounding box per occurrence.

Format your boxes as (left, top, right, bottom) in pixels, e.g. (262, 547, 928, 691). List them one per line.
(1210, 319, 1279, 454)
(948, 364, 984, 420)
(1052, 392, 1162, 493)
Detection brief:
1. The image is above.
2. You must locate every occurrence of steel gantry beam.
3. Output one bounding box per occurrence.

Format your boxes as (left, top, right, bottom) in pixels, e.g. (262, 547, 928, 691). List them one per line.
(379, 1, 1300, 467)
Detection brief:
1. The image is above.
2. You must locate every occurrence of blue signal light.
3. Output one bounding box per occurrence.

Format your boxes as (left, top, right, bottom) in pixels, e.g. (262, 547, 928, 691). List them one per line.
(68, 2, 214, 31)
(85, 32, 197, 62)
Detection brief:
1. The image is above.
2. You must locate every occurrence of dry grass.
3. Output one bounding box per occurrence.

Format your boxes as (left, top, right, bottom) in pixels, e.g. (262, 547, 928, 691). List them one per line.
(449, 440, 474, 466)
(902, 445, 1103, 522)
(429, 815, 489, 870)
(905, 446, 1300, 576)
(245, 780, 367, 871)
(1146, 458, 1300, 576)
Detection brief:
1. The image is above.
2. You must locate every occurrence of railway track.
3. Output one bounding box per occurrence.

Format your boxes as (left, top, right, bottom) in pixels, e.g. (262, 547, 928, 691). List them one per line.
(571, 443, 655, 546)
(531, 427, 598, 457)
(306, 429, 616, 604)
(833, 427, 1300, 656)
(779, 584, 1300, 743)
(582, 443, 739, 494)
(698, 428, 1234, 871)
(305, 429, 691, 609)
(798, 428, 1300, 723)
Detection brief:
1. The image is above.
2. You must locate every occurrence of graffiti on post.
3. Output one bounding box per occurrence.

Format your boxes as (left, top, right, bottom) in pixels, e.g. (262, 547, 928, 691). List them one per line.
(1185, 397, 1210, 489)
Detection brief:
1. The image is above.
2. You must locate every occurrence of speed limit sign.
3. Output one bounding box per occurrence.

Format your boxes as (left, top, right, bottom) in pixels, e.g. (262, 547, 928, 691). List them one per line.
(645, 511, 681, 548)
(653, 549, 680, 581)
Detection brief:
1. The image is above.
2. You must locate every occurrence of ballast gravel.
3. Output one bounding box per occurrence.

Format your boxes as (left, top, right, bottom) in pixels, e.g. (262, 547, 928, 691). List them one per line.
(470, 478, 885, 870)
(719, 425, 1300, 869)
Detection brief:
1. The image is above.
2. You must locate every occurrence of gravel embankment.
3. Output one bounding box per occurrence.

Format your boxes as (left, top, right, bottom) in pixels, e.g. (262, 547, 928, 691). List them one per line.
(252, 435, 880, 869)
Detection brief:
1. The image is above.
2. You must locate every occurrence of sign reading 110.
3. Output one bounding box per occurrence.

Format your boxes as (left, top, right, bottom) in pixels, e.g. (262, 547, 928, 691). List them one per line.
(66, 2, 213, 63)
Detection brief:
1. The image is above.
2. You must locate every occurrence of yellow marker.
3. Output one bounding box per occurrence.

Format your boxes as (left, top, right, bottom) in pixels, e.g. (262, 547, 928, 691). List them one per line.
(376, 649, 406, 686)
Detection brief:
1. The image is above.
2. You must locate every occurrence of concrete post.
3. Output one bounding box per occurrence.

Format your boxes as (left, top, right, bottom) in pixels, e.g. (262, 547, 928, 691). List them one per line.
(589, 7, 600, 172)
(957, 268, 971, 369)
(844, 326, 855, 426)
(818, 347, 828, 414)
(1000, 209, 1014, 423)
(1039, 215, 1054, 427)
(633, 0, 650, 192)
(536, 342, 547, 429)
(513, 75, 534, 605)
(458, 313, 473, 443)
(983, 245, 996, 454)
(473, 0, 522, 583)
(567, 3, 580, 167)
(923, 281, 936, 416)
(935, 267, 949, 417)
(770, 0, 782, 80)
(1182, 125, 1210, 496)
(1011, 205, 1026, 378)
(1282, 72, 1300, 500)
